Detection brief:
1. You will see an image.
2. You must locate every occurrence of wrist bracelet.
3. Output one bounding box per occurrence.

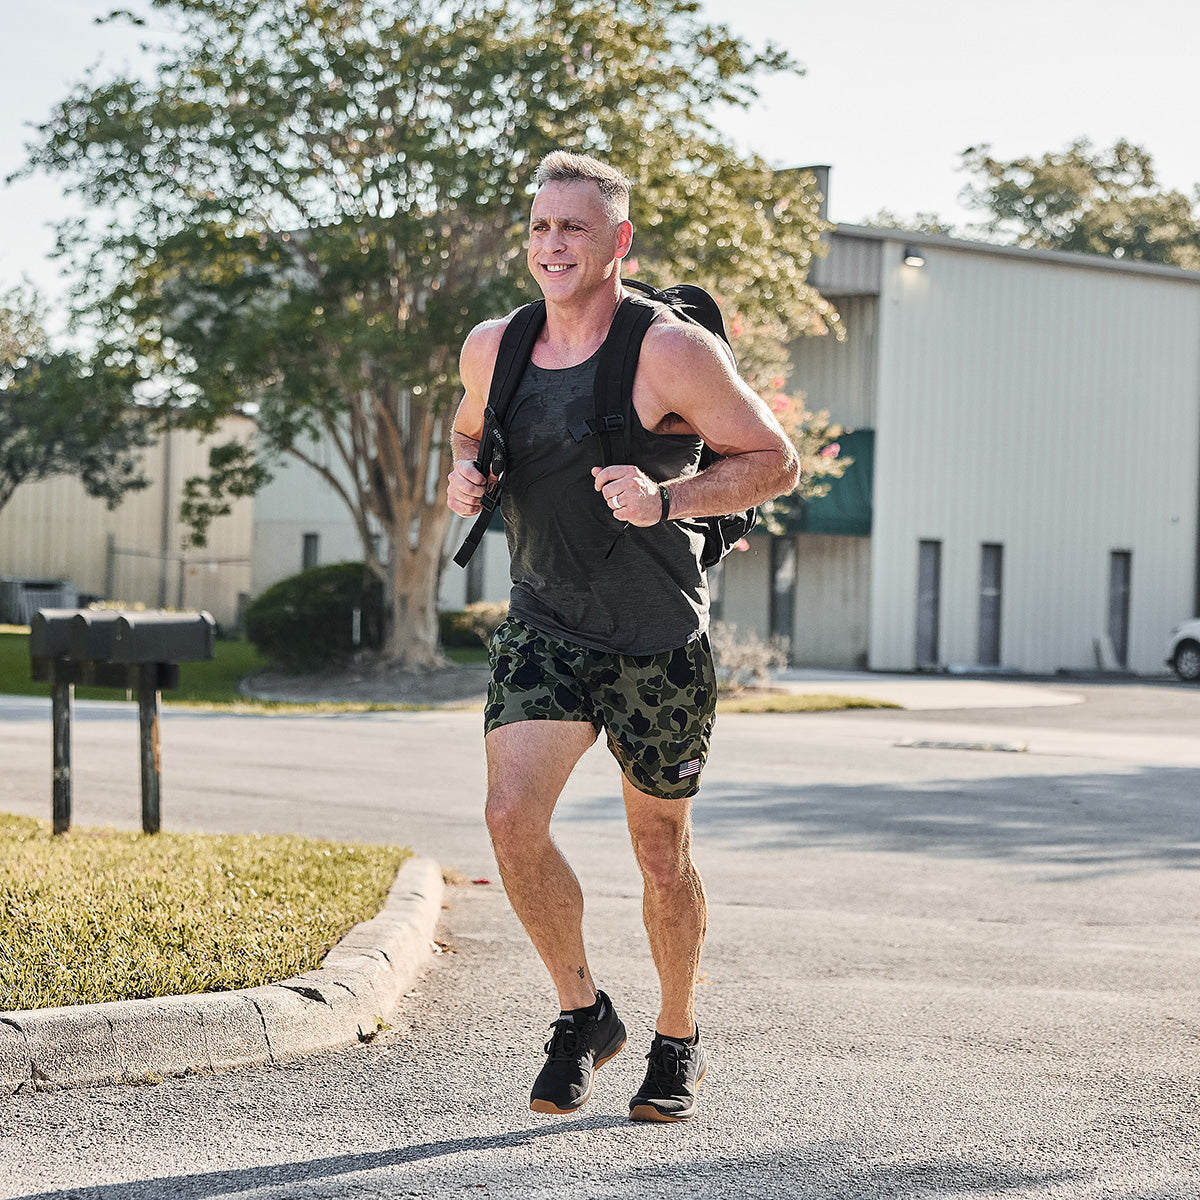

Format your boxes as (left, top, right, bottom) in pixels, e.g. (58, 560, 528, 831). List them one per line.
(658, 483, 671, 524)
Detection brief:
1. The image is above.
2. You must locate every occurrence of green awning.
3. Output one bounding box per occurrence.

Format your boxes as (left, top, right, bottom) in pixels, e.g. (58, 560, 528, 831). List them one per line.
(781, 428, 874, 536)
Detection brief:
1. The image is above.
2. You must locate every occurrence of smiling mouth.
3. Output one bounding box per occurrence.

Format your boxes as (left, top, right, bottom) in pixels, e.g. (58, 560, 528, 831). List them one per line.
(542, 263, 574, 273)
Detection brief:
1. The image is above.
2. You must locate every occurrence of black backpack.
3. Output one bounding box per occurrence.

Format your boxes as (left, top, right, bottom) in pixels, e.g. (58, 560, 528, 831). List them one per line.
(453, 279, 758, 570)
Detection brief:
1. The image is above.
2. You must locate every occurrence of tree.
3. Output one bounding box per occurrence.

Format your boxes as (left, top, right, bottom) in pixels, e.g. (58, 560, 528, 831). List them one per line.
(21, 0, 835, 667)
(0, 284, 150, 516)
(960, 139, 1200, 269)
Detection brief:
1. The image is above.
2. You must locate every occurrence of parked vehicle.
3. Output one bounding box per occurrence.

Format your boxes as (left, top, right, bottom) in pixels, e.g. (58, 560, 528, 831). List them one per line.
(1166, 619, 1200, 682)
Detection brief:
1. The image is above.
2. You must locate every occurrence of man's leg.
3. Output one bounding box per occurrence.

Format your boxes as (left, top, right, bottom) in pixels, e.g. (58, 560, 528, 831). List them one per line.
(485, 717, 601, 1010)
(622, 776, 707, 1039)
(486, 717, 627, 1114)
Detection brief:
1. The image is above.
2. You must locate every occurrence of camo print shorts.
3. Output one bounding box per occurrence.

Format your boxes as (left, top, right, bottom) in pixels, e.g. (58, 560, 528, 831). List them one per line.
(484, 618, 717, 800)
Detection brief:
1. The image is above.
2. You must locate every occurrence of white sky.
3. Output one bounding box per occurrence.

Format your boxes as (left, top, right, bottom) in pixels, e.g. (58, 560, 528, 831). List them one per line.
(4, 0, 1200, 322)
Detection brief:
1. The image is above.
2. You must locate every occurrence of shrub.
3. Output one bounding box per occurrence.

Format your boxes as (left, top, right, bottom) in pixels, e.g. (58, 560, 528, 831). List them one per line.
(709, 620, 791, 692)
(439, 600, 509, 648)
(243, 562, 383, 673)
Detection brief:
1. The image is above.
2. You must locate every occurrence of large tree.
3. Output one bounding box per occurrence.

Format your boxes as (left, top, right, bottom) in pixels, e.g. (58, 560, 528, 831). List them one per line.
(21, 0, 835, 666)
(960, 138, 1200, 269)
(0, 284, 149, 516)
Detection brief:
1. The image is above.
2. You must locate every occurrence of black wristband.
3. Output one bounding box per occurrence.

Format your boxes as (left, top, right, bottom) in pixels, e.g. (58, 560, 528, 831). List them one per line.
(658, 483, 671, 524)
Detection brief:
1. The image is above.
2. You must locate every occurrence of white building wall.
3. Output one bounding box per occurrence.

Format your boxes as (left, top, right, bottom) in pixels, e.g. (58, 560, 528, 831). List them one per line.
(791, 534, 872, 667)
(788, 294, 878, 428)
(0, 420, 254, 629)
(868, 240, 1200, 674)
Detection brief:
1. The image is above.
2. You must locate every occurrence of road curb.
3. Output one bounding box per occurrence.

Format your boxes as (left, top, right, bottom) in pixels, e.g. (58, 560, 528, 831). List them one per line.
(0, 855, 444, 1092)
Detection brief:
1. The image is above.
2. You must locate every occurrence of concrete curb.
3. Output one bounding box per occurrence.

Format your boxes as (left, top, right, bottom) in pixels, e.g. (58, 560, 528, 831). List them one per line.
(0, 856, 444, 1093)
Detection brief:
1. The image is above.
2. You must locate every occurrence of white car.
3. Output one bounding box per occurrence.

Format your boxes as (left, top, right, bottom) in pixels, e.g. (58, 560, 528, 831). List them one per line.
(1166, 618, 1200, 682)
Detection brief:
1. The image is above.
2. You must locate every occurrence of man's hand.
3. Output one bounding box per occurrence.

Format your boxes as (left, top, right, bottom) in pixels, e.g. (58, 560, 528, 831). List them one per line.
(447, 459, 488, 517)
(592, 465, 664, 528)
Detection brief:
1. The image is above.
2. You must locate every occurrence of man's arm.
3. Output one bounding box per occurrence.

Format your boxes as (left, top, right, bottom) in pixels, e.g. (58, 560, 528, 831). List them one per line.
(593, 320, 800, 527)
(446, 318, 508, 518)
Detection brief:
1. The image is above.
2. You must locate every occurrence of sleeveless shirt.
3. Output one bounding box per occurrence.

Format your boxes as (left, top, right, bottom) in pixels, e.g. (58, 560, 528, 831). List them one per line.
(500, 348, 709, 656)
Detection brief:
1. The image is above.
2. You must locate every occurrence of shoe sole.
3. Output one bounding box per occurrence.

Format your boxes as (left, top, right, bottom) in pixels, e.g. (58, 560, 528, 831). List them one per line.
(628, 1063, 708, 1123)
(529, 1037, 627, 1115)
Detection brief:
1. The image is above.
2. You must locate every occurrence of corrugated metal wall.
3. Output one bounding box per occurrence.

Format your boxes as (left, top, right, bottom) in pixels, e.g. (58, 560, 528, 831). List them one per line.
(788, 295, 878, 428)
(0, 419, 254, 629)
(868, 240, 1200, 673)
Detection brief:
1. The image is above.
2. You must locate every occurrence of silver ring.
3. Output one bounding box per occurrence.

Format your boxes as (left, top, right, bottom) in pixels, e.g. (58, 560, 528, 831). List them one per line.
(612, 495, 622, 508)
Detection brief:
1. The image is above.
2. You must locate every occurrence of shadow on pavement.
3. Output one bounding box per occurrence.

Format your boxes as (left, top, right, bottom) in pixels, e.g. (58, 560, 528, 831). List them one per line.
(560, 766, 1200, 876)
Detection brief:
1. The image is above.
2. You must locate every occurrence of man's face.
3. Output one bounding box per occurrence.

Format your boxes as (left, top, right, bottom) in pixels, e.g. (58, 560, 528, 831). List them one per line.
(527, 180, 633, 301)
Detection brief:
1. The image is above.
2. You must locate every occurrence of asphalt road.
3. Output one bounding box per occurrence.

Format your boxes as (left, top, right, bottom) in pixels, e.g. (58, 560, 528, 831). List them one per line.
(1, 674, 1198, 1198)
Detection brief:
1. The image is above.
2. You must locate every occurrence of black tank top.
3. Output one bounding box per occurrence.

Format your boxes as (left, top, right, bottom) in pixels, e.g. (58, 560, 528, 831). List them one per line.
(500, 348, 709, 655)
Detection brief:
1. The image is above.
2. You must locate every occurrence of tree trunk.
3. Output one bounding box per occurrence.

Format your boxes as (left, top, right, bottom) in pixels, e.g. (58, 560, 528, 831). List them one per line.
(381, 500, 456, 668)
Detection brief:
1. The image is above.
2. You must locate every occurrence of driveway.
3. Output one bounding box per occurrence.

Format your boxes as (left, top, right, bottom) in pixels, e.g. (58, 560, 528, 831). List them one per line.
(1, 674, 1198, 1198)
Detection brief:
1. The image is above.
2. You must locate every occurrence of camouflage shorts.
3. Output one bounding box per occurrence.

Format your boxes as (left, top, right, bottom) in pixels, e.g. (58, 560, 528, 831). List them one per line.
(485, 618, 717, 800)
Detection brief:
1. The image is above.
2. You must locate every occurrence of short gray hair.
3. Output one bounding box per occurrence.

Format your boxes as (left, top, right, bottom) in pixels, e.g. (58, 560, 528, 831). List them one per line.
(533, 151, 631, 224)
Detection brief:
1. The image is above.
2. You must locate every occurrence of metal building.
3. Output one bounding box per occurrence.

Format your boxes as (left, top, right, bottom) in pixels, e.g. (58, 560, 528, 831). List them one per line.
(764, 224, 1200, 675)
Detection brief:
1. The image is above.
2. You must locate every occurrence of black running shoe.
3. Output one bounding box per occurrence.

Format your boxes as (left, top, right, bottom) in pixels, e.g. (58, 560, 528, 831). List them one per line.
(629, 1028, 707, 1122)
(529, 991, 626, 1114)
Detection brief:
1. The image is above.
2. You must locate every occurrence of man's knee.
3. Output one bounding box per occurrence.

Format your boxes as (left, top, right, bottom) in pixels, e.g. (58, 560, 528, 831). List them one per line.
(628, 814, 693, 893)
(485, 784, 546, 853)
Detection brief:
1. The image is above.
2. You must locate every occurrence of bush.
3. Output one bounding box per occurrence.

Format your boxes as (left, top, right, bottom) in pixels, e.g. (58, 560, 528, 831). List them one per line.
(709, 620, 791, 692)
(243, 562, 383, 673)
(439, 600, 509, 648)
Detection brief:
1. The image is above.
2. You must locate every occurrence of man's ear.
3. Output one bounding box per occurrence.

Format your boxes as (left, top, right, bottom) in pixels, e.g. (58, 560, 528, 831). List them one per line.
(615, 220, 634, 260)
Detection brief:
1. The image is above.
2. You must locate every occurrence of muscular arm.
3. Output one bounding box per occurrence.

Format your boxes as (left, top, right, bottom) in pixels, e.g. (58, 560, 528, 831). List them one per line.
(593, 319, 801, 527)
(446, 319, 506, 518)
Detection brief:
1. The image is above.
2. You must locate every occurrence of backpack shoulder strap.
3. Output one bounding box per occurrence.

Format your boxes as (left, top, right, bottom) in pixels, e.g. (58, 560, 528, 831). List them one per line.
(452, 301, 546, 569)
(592, 296, 658, 466)
(475, 300, 546, 472)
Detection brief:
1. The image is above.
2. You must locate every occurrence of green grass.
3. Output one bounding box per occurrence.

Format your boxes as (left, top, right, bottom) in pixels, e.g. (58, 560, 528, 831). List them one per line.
(717, 692, 900, 713)
(0, 812, 410, 1012)
(1, 628, 269, 704)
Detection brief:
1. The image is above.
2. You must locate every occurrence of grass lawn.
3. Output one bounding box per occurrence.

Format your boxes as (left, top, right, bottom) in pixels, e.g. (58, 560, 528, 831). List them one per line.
(717, 692, 900, 713)
(1, 627, 269, 705)
(0, 812, 410, 1012)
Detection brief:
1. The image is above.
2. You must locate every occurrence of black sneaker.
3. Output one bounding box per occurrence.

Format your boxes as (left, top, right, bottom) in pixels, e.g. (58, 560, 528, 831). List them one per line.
(629, 1029, 708, 1122)
(529, 991, 626, 1114)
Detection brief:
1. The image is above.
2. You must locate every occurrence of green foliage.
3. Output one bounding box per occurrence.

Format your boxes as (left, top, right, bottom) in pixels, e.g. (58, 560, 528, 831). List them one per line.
(960, 139, 1200, 268)
(0, 283, 151, 515)
(19, 0, 832, 665)
(243, 561, 383, 672)
(439, 600, 509, 648)
(0, 813, 409, 1010)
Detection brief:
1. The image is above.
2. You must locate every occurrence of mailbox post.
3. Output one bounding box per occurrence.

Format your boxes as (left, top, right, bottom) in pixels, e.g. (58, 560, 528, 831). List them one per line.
(30, 609, 216, 834)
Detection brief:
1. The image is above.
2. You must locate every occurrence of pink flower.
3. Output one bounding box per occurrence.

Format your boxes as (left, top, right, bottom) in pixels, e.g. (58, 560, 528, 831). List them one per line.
(625, 257, 639, 274)
(820, 442, 840, 458)
(770, 395, 791, 414)
(772, 376, 786, 390)
(730, 315, 744, 337)
(734, 537, 750, 552)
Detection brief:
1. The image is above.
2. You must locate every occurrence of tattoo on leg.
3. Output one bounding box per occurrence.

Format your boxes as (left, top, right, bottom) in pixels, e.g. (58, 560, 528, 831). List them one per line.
(577, 966, 585, 979)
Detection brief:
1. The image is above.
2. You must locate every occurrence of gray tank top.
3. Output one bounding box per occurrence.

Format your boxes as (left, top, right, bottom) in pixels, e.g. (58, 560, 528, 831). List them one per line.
(500, 348, 709, 655)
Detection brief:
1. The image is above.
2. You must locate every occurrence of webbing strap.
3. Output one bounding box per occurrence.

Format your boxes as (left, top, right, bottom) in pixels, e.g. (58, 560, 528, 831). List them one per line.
(453, 301, 546, 568)
(592, 298, 658, 466)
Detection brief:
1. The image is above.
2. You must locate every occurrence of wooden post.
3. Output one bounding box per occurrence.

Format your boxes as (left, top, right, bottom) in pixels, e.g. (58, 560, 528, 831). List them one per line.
(137, 663, 162, 834)
(51, 677, 73, 835)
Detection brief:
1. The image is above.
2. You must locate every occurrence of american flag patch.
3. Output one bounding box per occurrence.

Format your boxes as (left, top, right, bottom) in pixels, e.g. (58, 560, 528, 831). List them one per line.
(675, 758, 702, 780)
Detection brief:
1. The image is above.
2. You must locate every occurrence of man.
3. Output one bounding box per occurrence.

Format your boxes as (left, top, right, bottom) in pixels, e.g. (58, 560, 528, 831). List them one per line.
(446, 151, 799, 1122)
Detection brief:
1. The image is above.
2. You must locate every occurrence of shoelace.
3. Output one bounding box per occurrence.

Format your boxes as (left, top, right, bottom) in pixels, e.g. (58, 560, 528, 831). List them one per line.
(543, 1017, 584, 1060)
(645, 1039, 688, 1083)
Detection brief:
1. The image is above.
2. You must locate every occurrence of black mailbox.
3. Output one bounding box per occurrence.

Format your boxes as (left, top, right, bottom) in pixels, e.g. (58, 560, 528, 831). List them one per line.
(69, 610, 123, 662)
(110, 611, 216, 664)
(31, 606, 218, 836)
(29, 610, 79, 660)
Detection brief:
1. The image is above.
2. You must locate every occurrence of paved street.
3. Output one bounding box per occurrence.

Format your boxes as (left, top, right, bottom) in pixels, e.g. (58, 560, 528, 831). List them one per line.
(1, 675, 1198, 1198)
